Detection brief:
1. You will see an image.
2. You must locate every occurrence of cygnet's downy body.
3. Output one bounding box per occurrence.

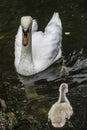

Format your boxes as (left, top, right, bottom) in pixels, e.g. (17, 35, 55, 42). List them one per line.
(48, 83, 73, 128)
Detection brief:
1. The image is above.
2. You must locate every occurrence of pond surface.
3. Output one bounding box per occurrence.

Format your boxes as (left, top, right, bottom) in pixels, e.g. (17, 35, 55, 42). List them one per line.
(0, 0, 87, 129)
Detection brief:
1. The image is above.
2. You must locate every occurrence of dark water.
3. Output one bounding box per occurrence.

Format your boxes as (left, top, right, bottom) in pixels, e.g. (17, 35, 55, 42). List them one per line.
(0, 0, 87, 129)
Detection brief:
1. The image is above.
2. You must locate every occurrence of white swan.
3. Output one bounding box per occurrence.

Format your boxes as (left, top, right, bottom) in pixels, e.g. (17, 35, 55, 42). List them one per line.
(48, 83, 73, 128)
(14, 12, 62, 76)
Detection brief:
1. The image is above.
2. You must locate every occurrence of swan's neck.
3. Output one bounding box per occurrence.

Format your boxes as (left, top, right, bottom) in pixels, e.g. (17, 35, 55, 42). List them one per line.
(21, 33, 32, 60)
(18, 28, 34, 75)
(21, 43, 32, 61)
(58, 91, 68, 103)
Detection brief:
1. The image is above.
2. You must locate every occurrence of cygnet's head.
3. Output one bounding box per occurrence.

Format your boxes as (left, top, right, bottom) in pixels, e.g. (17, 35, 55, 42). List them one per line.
(59, 83, 68, 93)
(21, 16, 32, 31)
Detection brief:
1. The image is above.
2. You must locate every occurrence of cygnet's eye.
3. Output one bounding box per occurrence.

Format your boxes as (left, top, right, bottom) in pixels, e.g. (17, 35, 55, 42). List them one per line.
(62, 85, 66, 90)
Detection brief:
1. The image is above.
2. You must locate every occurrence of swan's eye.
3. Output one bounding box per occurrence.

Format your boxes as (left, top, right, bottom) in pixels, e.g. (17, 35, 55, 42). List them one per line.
(22, 28, 29, 36)
(26, 27, 29, 33)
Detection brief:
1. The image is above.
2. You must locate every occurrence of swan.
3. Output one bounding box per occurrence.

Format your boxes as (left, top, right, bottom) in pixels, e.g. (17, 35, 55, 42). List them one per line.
(48, 83, 73, 128)
(14, 12, 62, 76)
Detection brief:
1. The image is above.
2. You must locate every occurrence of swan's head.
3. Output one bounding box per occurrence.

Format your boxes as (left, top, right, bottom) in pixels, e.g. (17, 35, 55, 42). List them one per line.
(59, 83, 68, 93)
(21, 16, 32, 31)
(21, 16, 32, 46)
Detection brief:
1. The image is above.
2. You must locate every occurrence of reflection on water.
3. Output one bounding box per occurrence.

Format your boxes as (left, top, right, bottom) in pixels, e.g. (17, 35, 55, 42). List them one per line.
(0, 50, 87, 130)
(0, 0, 87, 129)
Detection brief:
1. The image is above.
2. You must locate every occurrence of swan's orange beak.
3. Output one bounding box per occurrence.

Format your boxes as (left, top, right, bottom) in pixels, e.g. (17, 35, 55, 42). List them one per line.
(22, 34, 28, 46)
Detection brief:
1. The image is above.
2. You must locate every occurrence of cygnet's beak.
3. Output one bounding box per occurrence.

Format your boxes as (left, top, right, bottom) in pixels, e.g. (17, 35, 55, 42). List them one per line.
(22, 28, 29, 46)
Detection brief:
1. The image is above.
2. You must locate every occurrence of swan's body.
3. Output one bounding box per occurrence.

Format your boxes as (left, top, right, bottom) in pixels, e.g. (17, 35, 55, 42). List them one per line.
(15, 12, 62, 76)
(48, 83, 73, 128)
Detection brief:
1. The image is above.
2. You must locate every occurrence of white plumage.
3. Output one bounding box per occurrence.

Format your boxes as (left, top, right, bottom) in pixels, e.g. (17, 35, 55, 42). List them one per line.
(15, 12, 62, 76)
(48, 83, 73, 128)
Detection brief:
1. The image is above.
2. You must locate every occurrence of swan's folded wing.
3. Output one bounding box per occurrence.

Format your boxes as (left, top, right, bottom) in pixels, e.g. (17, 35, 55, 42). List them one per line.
(45, 12, 62, 31)
(32, 19, 38, 32)
(32, 13, 62, 72)
(44, 12, 62, 61)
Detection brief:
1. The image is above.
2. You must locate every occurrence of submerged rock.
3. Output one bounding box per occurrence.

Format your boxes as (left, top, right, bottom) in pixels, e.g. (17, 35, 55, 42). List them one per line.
(0, 98, 17, 130)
